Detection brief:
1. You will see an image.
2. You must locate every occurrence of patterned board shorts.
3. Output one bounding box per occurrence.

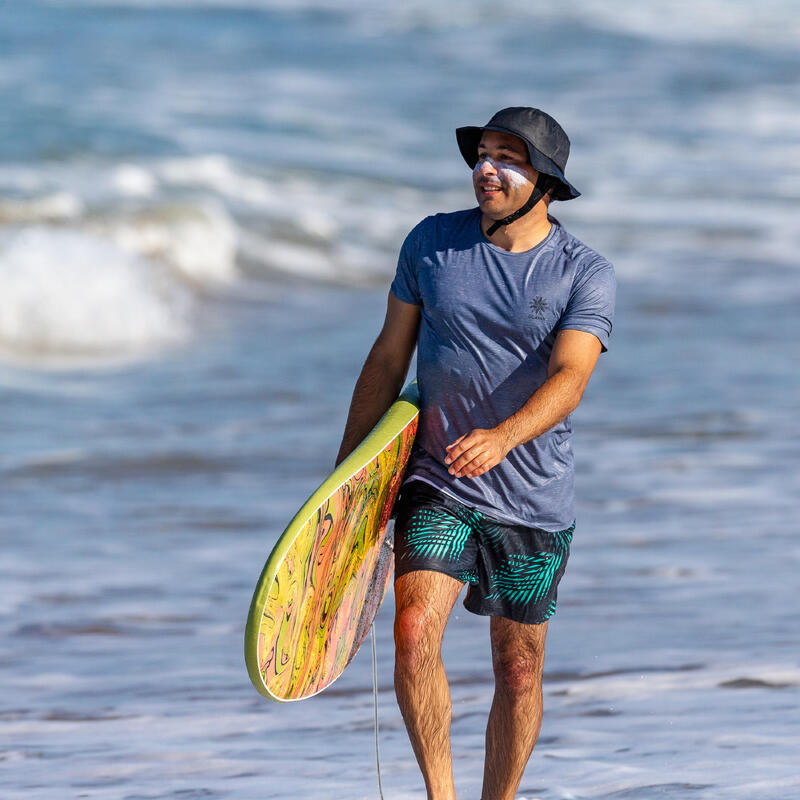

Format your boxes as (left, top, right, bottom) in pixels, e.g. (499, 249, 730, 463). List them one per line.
(393, 481, 574, 625)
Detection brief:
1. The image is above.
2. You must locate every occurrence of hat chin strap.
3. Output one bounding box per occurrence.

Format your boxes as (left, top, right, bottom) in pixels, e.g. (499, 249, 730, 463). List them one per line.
(485, 175, 554, 237)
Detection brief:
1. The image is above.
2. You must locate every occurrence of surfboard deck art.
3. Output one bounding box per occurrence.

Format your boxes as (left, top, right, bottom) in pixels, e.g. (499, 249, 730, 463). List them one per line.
(245, 381, 420, 702)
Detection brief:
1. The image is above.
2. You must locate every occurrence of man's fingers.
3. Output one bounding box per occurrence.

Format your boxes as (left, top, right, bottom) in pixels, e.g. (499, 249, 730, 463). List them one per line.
(445, 433, 467, 452)
(461, 457, 496, 478)
(449, 446, 494, 476)
(444, 428, 505, 477)
(463, 455, 493, 478)
(444, 433, 477, 464)
(448, 450, 481, 474)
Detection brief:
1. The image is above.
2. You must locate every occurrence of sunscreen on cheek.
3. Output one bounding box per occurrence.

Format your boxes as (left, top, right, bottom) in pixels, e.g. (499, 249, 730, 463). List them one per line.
(473, 157, 531, 188)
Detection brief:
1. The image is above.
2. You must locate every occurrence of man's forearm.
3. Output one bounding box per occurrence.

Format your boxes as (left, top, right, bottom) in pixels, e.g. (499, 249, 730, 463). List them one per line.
(335, 348, 411, 465)
(496, 365, 585, 451)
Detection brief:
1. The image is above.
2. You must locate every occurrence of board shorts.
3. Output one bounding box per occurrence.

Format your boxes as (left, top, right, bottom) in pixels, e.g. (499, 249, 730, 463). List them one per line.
(393, 481, 574, 625)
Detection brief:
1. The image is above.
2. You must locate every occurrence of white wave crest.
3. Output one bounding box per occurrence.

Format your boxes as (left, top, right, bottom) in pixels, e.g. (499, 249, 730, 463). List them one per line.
(102, 201, 239, 286)
(0, 227, 190, 364)
(0, 193, 84, 224)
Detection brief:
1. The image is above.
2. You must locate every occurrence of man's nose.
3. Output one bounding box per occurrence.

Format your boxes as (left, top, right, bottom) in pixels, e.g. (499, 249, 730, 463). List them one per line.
(476, 158, 498, 176)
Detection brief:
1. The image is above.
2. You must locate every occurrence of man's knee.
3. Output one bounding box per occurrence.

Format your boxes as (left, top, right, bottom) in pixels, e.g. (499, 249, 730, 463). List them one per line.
(394, 602, 443, 672)
(492, 651, 544, 698)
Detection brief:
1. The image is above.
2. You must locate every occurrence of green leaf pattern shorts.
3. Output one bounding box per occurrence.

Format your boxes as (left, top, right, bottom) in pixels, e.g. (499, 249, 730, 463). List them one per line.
(394, 481, 574, 625)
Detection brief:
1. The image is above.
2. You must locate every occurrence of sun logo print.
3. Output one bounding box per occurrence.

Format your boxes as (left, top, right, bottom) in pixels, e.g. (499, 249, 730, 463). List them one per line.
(529, 296, 549, 320)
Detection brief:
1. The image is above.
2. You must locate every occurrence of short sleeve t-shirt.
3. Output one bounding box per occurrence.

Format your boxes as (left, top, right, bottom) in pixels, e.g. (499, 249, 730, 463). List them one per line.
(390, 207, 616, 531)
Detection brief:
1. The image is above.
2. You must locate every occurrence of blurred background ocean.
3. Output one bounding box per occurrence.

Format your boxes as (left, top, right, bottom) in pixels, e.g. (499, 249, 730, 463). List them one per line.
(1, 1, 799, 798)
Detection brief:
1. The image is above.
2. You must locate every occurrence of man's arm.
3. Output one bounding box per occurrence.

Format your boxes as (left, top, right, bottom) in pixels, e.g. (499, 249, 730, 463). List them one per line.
(335, 293, 420, 466)
(444, 329, 603, 479)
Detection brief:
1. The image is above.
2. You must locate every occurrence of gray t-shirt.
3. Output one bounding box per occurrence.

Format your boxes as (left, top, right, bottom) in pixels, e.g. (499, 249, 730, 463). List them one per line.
(390, 207, 615, 531)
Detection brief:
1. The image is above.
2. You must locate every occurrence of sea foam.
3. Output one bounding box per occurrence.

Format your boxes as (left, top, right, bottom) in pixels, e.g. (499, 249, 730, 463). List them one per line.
(0, 227, 190, 364)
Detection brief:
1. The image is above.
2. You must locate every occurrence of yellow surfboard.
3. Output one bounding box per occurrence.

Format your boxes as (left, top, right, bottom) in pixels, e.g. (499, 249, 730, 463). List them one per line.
(245, 382, 420, 702)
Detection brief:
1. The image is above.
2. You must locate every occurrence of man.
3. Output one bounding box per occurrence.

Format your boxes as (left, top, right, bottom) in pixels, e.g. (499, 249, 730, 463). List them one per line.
(336, 107, 615, 800)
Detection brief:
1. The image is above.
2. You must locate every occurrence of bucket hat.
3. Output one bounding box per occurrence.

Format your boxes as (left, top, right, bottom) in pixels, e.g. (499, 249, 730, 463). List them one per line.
(456, 107, 580, 201)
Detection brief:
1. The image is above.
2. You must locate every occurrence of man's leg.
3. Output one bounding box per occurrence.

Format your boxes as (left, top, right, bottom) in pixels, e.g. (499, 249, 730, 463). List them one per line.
(394, 569, 464, 800)
(481, 617, 548, 800)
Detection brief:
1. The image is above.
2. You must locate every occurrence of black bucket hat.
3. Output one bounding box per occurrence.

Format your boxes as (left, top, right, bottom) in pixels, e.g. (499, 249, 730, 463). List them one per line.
(456, 107, 580, 201)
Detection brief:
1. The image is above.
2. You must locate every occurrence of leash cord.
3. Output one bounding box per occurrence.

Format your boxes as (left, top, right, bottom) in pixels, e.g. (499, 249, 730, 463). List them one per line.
(371, 624, 385, 800)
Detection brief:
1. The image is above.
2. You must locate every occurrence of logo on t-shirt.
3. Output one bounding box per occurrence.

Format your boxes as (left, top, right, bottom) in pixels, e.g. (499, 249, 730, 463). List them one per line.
(529, 296, 549, 320)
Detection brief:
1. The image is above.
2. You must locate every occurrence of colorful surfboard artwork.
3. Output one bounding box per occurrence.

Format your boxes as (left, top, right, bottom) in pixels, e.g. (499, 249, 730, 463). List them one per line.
(245, 382, 420, 702)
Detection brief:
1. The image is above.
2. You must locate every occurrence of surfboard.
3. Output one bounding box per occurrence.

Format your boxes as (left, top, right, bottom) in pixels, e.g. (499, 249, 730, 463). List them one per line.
(244, 381, 420, 702)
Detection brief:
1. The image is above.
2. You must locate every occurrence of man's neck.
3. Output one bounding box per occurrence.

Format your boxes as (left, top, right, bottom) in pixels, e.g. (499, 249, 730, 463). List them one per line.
(480, 206, 552, 253)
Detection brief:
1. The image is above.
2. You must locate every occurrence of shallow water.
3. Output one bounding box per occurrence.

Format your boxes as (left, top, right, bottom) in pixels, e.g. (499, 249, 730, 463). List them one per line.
(2, 2, 800, 798)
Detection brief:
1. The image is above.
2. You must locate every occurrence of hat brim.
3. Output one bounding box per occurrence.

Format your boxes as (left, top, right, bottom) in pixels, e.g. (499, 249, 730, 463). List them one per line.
(456, 125, 580, 201)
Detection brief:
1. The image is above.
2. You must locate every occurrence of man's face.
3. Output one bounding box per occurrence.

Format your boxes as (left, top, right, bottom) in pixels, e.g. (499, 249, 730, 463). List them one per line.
(472, 130, 539, 218)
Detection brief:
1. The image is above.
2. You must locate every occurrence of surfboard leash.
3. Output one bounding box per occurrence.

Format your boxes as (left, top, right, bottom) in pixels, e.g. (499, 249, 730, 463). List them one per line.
(371, 624, 385, 800)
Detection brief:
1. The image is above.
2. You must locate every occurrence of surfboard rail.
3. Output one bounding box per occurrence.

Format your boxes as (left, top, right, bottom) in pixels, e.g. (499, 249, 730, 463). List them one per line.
(245, 381, 420, 701)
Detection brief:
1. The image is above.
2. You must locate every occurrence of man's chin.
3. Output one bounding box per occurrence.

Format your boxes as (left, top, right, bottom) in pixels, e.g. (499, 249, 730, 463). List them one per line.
(477, 198, 509, 217)
(479, 206, 510, 222)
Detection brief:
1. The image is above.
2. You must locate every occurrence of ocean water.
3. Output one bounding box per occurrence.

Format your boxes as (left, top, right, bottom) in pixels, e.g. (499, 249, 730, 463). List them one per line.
(1, 1, 799, 798)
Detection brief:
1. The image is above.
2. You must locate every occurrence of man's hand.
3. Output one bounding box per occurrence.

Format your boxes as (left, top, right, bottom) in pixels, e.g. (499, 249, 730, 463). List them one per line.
(444, 427, 512, 479)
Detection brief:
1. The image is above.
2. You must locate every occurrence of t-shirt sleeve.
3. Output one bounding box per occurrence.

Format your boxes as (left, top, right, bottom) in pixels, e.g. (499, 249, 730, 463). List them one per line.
(389, 222, 424, 306)
(558, 256, 616, 351)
